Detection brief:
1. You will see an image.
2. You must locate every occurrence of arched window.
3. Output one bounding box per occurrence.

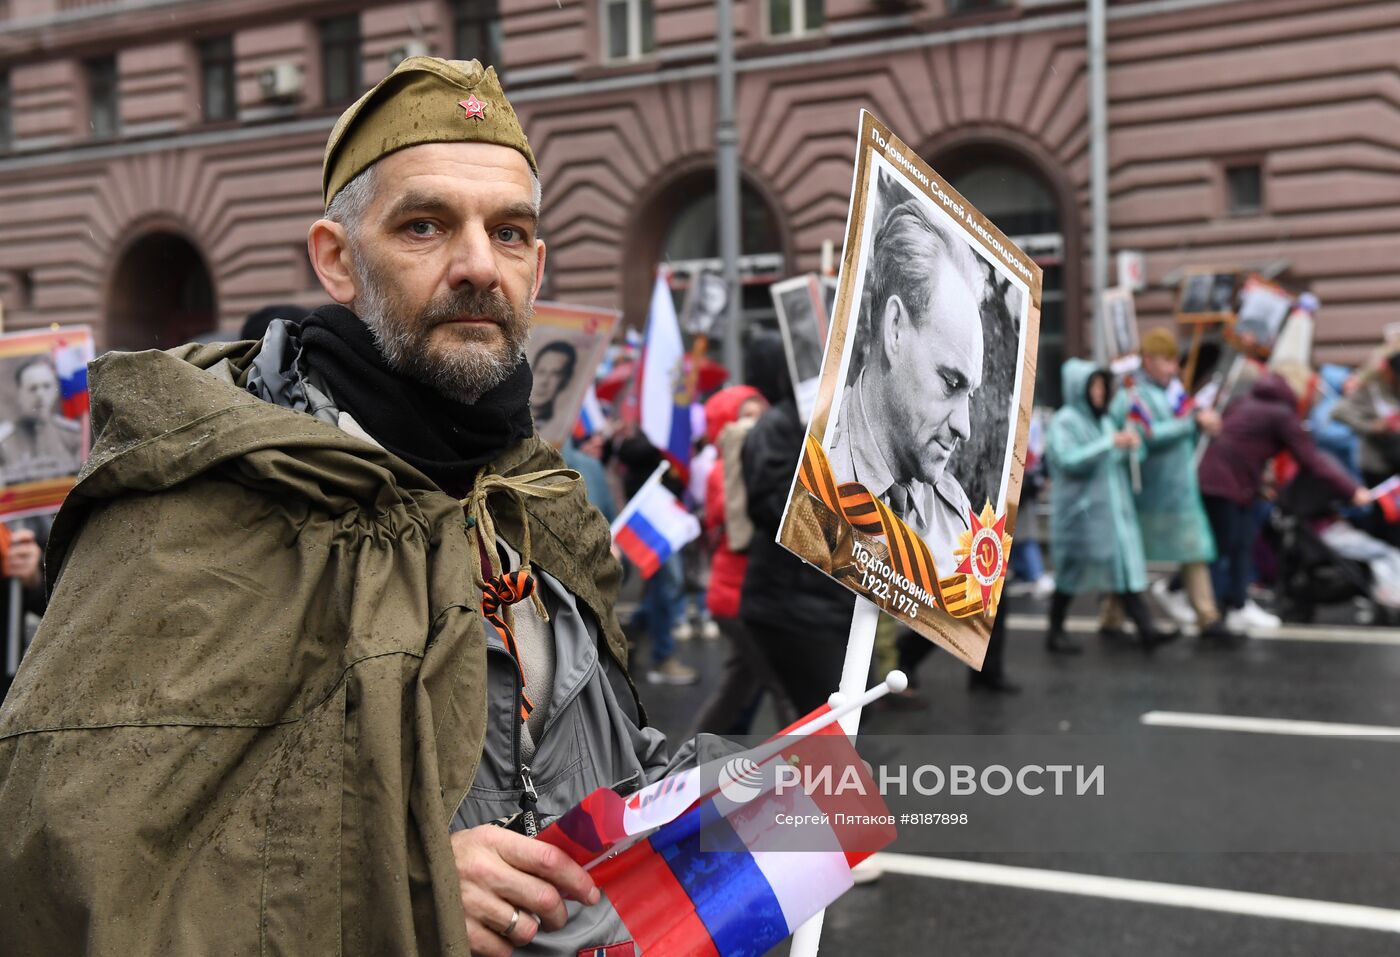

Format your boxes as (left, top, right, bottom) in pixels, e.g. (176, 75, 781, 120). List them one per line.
(107, 231, 217, 350)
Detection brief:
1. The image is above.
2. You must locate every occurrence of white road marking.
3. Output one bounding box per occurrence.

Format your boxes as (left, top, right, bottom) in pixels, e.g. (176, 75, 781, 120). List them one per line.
(871, 853, 1400, 933)
(1140, 711, 1400, 737)
(1005, 614, 1400, 646)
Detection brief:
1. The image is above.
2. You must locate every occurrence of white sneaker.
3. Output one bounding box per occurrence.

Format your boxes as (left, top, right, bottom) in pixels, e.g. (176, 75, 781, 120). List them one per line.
(1241, 599, 1282, 630)
(672, 620, 695, 642)
(1151, 578, 1196, 627)
(1032, 574, 1057, 600)
(1225, 609, 1254, 634)
(851, 857, 883, 885)
(700, 619, 721, 640)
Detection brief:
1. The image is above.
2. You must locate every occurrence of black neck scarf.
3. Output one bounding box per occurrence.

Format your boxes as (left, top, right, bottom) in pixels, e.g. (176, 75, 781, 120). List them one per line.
(298, 305, 535, 496)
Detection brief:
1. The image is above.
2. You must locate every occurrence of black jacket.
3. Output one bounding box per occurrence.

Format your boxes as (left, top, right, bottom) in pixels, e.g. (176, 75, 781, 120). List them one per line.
(739, 397, 855, 635)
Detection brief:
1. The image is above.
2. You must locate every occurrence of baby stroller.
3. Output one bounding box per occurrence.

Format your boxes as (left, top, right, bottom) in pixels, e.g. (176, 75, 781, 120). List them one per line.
(1266, 472, 1400, 624)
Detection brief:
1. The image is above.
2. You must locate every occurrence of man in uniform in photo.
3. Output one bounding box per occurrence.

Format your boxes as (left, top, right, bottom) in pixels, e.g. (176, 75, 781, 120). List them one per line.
(0, 356, 82, 485)
(828, 199, 984, 572)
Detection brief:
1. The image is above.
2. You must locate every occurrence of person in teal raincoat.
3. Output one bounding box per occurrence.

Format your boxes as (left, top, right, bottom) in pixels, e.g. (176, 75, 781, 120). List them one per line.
(1045, 359, 1173, 654)
(1103, 328, 1235, 641)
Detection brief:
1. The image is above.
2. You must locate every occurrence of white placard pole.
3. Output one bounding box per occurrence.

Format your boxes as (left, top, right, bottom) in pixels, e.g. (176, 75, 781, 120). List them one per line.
(788, 595, 884, 957)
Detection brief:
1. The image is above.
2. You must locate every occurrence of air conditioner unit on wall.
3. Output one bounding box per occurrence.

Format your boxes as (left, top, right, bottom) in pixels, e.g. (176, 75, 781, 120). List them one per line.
(388, 39, 430, 68)
(257, 63, 303, 102)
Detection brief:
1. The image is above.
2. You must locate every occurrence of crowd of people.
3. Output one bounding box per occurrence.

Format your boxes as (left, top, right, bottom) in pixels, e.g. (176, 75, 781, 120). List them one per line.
(552, 320, 1400, 719)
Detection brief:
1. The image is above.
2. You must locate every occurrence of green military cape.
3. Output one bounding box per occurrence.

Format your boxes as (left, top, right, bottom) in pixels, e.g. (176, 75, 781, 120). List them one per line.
(0, 341, 629, 955)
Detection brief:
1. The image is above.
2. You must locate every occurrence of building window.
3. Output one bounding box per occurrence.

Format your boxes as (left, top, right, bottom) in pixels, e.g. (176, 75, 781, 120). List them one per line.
(946, 0, 1013, 13)
(602, 0, 655, 62)
(319, 15, 362, 106)
(768, 0, 825, 37)
(0, 72, 11, 152)
(1225, 162, 1263, 216)
(85, 56, 119, 138)
(199, 36, 236, 123)
(454, 0, 503, 67)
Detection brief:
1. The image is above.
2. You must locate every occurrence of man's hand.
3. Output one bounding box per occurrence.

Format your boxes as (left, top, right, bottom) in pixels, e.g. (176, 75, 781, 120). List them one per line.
(4, 530, 42, 589)
(1194, 408, 1223, 437)
(451, 824, 600, 957)
(1353, 487, 1374, 508)
(1113, 430, 1141, 450)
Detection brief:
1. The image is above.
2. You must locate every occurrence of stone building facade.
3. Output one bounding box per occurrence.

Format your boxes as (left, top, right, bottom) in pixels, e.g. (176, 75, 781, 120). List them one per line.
(1, 0, 1397, 393)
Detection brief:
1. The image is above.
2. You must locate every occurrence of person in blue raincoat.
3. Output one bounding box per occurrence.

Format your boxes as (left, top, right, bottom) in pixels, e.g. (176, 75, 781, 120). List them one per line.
(1102, 328, 1234, 641)
(1045, 359, 1174, 654)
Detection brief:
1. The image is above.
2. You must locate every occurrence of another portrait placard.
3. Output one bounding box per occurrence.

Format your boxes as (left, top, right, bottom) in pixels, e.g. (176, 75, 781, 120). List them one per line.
(776, 111, 1042, 670)
(770, 274, 831, 422)
(679, 269, 729, 339)
(1101, 286, 1141, 374)
(0, 326, 95, 521)
(1232, 275, 1293, 350)
(525, 302, 621, 447)
(1175, 268, 1239, 324)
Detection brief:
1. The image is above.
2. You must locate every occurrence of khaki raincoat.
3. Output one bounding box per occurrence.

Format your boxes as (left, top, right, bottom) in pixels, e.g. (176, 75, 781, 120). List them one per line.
(0, 340, 629, 955)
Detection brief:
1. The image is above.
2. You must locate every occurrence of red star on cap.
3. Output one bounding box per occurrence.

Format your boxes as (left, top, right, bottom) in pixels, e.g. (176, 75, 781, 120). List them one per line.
(459, 95, 487, 121)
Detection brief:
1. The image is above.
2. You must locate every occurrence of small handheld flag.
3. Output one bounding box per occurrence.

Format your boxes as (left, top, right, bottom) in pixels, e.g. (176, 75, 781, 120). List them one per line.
(1372, 476, 1400, 524)
(1165, 378, 1196, 418)
(538, 674, 905, 957)
(52, 338, 94, 419)
(1126, 394, 1154, 437)
(611, 462, 701, 579)
(574, 385, 605, 441)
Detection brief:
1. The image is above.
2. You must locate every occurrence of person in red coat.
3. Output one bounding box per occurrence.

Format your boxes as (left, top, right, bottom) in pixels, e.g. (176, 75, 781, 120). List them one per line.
(689, 385, 797, 735)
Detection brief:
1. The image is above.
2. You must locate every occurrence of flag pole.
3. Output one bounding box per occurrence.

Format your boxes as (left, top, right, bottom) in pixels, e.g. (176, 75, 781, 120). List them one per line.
(789, 595, 883, 957)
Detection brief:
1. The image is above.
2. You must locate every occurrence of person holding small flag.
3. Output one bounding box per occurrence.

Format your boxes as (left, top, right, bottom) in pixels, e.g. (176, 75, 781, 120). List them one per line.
(1103, 328, 1233, 641)
(1332, 341, 1400, 548)
(1200, 362, 1371, 632)
(1045, 359, 1172, 654)
(0, 57, 735, 957)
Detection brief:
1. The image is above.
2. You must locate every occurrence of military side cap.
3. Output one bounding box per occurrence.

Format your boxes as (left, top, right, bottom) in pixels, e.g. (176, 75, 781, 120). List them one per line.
(322, 56, 536, 209)
(1141, 326, 1179, 358)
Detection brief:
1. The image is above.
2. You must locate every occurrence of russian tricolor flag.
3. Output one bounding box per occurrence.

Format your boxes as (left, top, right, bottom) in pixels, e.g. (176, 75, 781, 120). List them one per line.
(1372, 476, 1400, 524)
(539, 702, 895, 956)
(53, 338, 94, 419)
(574, 384, 605, 441)
(611, 463, 700, 579)
(638, 268, 692, 472)
(1126, 393, 1154, 437)
(1165, 378, 1195, 417)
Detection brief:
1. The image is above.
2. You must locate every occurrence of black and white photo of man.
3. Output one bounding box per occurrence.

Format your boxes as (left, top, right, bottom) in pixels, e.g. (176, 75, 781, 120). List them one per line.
(0, 356, 82, 486)
(681, 270, 729, 338)
(827, 197, 987, 572)
(529, 339, 577, 431)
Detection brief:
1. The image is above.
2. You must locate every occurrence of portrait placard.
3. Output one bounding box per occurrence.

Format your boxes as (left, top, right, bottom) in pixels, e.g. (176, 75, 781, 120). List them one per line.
(1232, 275, 1293, 350)
(679, 269, 729, 339)
(776, 111, 1042, 670)
(0, 326, 95, 521)
(525, 302, 621, 447)
(1101, 286, 1141, 374)
(1175, 268, 1239, 325)
(770, 274, 831, 422)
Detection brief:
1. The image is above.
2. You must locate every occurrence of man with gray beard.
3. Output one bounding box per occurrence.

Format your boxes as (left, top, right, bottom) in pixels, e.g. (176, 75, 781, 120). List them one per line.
(0, 58, 713, 957)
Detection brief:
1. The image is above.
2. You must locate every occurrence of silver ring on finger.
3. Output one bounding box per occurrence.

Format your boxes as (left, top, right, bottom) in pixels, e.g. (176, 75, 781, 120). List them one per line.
(501, 908, 520, 938)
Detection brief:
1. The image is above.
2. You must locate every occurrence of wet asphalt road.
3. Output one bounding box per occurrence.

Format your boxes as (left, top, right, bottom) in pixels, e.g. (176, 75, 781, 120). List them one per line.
(632, 593, 1400, 956)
